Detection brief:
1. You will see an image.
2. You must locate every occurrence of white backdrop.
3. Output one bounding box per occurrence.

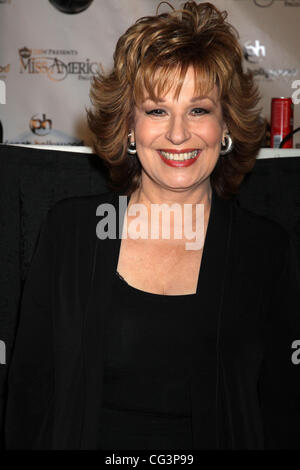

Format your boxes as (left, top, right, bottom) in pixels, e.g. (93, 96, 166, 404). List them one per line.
(0, 0, 299, 147)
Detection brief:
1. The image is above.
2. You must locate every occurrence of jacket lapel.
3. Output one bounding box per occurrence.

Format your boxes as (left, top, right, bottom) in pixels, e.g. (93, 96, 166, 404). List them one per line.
(189, 189, 234, 449)
(80, 192, 127, 449)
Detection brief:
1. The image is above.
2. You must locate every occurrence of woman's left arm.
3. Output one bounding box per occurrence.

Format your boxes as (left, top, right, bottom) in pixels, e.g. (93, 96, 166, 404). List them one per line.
(258, 230, 300, 449)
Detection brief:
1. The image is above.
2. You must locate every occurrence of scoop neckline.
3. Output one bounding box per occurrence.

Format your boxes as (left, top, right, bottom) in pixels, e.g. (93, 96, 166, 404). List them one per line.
(115, 270, 198, 301)
(112, 189, 215, 302)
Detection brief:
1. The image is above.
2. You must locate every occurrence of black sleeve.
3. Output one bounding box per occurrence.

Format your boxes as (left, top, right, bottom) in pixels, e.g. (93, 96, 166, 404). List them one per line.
(258, 231, 300, 449)
(5, 210, 55, 449)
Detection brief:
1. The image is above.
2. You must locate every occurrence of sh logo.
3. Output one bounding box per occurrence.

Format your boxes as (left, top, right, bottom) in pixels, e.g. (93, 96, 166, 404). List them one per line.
(30, 113, 52, 136)
(244, 40, 266, 63)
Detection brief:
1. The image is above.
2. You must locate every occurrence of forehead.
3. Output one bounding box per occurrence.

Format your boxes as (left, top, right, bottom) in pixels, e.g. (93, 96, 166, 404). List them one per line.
(134, 64, 220, 105)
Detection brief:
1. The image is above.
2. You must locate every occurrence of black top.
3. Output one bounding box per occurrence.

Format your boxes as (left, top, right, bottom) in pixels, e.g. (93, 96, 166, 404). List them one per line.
(99, 271, 202, 450)
(5, 190, 300, 449)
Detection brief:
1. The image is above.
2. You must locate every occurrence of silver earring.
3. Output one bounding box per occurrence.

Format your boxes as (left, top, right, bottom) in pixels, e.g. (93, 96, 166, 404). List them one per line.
(220, 133, 233, 155)
(127, 132, 137, 155)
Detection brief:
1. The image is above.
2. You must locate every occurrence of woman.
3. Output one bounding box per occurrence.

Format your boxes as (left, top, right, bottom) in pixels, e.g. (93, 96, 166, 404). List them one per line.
(5, 1, 300, 450)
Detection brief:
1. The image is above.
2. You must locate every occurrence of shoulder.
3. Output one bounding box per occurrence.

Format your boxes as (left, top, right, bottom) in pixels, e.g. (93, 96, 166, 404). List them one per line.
(45, 191, 117, 227)
(232, 197, 290, 247)
(230, 197, 294, 276)
(49, 191, 116, 218)
(39, 191, 118, 247)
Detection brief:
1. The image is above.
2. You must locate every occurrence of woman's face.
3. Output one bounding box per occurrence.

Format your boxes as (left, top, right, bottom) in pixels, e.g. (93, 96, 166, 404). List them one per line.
(132, 66, 228, 194)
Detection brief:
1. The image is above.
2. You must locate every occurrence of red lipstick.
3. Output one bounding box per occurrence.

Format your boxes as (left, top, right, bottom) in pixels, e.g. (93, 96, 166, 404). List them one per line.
(158, 149, 201, 168)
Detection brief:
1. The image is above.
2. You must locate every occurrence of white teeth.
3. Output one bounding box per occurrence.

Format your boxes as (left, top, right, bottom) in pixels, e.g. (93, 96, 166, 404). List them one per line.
(160, 150, 199, 160)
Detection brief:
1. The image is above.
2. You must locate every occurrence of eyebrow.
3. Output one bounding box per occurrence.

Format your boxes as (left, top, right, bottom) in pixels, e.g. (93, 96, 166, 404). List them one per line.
(143, 96, 217, 106)
(191, 96, 217, 105)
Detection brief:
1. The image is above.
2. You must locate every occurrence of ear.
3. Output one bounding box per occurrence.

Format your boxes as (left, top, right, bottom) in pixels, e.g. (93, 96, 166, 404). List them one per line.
(222, 123, 229, 143)
(128, 129, 135, 143)
(129, 129, 135, 143)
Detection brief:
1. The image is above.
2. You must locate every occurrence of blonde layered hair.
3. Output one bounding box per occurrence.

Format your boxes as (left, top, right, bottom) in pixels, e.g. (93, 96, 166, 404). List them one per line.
(87, 1, 265, 199)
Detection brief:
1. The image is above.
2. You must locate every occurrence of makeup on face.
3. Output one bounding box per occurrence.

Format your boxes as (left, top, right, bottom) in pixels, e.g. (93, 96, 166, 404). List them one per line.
(132, 66, 227, 194)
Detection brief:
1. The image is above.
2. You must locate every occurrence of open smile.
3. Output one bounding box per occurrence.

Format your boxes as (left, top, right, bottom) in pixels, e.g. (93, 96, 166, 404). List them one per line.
(157, 148, 201, 167)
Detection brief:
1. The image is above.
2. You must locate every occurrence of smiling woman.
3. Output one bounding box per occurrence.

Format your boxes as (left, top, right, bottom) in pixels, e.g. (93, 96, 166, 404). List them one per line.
(5, 1, 300, 451)
(87, 1, 265, 200)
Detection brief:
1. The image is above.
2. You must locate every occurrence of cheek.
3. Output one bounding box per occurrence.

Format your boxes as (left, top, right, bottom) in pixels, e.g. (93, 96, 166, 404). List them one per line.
(135, 117, 161, 146)
(194, 118, 223, 145)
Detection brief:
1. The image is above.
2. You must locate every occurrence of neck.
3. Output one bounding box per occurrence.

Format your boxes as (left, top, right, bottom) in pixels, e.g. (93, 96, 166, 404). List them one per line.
(125, 179, 212, 246)
(129, 179, 212, 211)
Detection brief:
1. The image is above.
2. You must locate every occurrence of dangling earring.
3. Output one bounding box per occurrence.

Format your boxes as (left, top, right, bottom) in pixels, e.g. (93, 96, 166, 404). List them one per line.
(220, 133, 233, 155)
(127, 132, 137, 155)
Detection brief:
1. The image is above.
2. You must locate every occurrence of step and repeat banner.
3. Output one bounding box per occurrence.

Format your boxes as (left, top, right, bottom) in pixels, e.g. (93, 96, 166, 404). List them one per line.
(0, 0, 299, 147)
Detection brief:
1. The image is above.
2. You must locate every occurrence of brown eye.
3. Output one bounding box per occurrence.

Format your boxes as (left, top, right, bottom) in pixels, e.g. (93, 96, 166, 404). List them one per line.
(191, 108, 209, 115)
(145, 109, 166, 116)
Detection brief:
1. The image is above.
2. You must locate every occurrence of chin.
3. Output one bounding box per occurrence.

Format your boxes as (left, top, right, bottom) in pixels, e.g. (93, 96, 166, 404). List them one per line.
(161, 179, 200, 191)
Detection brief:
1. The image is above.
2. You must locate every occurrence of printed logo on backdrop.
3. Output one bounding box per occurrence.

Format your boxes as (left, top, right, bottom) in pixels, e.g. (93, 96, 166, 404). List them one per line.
(234, 0, 300, 6)
(247, 67, 297, 81)
(244, 40, 266, 64)
(247, 66, 297, 81)
(49, 0, 94, 14)
(243, 40, 298, 81)
(249, 0, 300, 6)
(19, 46, 101, 82)
(4, 113, 82, 145)
(0, 64, 10, 79)
(30, 114, 52, 136)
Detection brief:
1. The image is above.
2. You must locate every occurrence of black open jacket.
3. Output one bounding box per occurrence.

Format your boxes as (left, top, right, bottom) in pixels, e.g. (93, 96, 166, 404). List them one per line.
(4, 189, 300, 449)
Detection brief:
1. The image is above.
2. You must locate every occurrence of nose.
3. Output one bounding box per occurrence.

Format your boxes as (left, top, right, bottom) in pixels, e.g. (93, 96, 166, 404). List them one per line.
(165, 115, 191, 145)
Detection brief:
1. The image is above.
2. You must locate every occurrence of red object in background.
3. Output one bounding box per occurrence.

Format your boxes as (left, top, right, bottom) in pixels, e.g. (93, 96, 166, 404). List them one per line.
(270, 97, 294, 148)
